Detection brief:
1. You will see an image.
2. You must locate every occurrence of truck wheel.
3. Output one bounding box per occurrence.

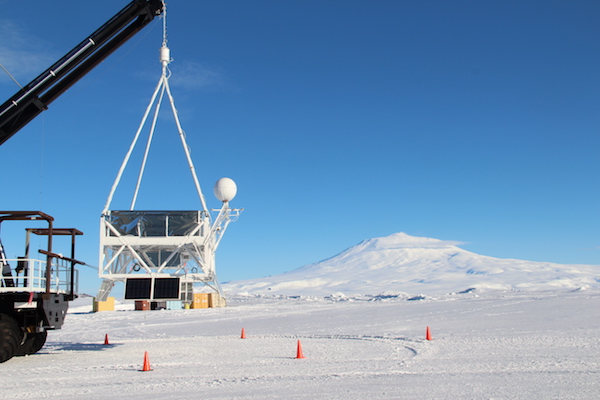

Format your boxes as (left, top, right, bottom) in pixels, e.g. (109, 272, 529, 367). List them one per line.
(15, 331, 48, 356)
(0, 313, 22, 363)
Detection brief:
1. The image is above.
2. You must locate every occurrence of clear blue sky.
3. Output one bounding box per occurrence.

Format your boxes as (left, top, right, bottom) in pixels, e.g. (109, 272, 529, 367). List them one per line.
(1, 0, 599, 294)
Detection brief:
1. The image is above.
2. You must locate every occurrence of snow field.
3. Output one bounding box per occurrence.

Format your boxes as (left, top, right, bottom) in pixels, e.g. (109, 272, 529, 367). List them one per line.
(0, 289, 599, 399)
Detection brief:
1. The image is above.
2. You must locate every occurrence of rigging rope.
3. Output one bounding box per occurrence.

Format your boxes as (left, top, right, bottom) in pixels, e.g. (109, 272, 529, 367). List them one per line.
(0, 64, 23, 89)
(104, 0, 208, 213)
(162, 0, 168, 47)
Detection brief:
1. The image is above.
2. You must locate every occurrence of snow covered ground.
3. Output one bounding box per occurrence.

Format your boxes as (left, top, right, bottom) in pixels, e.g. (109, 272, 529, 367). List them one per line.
(1, 289, 599, 399)
(1, 232, 598, 399)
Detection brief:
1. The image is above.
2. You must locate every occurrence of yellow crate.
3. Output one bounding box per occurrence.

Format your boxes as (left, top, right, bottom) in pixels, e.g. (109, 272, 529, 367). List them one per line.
(191, 293, 209, 309)
(93, 297, 115, 312)
(208, 293, 226, 308)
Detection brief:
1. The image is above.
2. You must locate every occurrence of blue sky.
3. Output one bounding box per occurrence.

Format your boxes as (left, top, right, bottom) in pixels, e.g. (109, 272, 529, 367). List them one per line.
(1, 0, 599, 294)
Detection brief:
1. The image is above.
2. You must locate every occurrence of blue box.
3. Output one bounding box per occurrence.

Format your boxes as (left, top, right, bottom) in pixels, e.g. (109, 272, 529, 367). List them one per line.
(166, 300, 183, 310)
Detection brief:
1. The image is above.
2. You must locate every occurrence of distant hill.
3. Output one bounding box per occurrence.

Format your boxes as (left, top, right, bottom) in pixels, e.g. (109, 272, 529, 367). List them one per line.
(222, 232, 600, 296)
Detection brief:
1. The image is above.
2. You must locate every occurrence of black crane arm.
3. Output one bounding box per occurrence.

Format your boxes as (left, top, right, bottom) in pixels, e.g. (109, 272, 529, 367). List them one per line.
(0, 0, 164, 146)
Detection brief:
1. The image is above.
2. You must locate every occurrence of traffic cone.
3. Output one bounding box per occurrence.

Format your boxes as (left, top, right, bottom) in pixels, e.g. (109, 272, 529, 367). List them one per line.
(241, 328, 246, 339)
(104, 334, 110, 345)
(296, 340, 305, 359)
(426, 326, 432, 341)
(140, 351, 153, 371)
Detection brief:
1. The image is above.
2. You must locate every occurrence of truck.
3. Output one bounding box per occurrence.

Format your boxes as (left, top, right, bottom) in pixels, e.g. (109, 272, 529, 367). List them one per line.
(0, 0, 164, 362)
(0, 212, 83, 362)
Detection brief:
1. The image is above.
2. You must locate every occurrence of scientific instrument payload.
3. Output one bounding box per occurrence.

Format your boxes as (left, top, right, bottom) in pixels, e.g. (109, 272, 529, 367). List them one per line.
(96, 3, 241, 305)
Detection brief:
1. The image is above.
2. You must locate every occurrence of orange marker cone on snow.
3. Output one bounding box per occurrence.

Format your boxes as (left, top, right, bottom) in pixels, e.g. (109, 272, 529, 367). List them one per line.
(241, 328, 246, 339)
(426, 326, 432, 341)
(296, 340, 305, 359)
(104, 334, 110, 345)
(140, 351, 153, 371)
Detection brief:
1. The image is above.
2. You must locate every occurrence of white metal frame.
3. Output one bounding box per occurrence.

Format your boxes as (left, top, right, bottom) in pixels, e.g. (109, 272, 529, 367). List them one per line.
(97, 6, 240, 302)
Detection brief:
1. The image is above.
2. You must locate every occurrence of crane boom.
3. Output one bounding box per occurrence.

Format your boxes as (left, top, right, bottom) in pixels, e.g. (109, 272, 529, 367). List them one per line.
(0, 0, 164, 146)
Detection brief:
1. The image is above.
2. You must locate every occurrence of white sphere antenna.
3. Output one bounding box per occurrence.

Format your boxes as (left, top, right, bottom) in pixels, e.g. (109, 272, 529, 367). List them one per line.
(214, 177, 237, 202)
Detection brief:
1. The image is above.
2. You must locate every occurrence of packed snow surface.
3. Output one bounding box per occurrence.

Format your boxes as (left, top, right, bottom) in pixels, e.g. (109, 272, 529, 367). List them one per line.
(1, 290, 599, 399)
(223, 233, 600, 296)
(1, 232, 599, 399)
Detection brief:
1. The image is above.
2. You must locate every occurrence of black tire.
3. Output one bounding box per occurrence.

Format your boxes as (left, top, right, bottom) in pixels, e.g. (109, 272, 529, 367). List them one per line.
(15, 331, 48, 356)
(0, 313, 22, 363)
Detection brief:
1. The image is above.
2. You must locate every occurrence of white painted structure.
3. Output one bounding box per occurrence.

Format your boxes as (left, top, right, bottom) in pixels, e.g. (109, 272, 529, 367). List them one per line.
(96, 7, 241, 302)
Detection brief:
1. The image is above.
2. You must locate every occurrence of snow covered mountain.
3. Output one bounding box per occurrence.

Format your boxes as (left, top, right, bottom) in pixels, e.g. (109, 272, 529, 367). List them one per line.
(222, 232, 600, 296)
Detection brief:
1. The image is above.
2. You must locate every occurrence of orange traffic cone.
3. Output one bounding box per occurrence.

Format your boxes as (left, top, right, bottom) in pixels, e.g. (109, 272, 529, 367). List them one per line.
(426, 326, 432, 341)
(296, 340, 305, 359)
(140, 351, 153, 371)
(241, 328, 246, 339)
(104, 334, 110, 345)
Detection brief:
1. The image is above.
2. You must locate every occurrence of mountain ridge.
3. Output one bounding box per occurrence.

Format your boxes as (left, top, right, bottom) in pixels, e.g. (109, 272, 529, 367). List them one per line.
(222, 232, 600, 296)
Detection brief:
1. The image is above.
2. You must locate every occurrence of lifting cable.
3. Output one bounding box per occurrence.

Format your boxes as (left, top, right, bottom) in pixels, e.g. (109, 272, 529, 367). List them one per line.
(103, 0, 208, 214)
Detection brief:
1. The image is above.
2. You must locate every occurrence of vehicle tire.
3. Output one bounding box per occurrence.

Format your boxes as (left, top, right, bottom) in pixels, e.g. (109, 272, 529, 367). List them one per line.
(0, 313, 22, 363)
(15, 330, 48, 356)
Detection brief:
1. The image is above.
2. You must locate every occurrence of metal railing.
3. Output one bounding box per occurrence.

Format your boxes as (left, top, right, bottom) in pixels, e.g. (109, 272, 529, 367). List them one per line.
(0, 258, 78, 295)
